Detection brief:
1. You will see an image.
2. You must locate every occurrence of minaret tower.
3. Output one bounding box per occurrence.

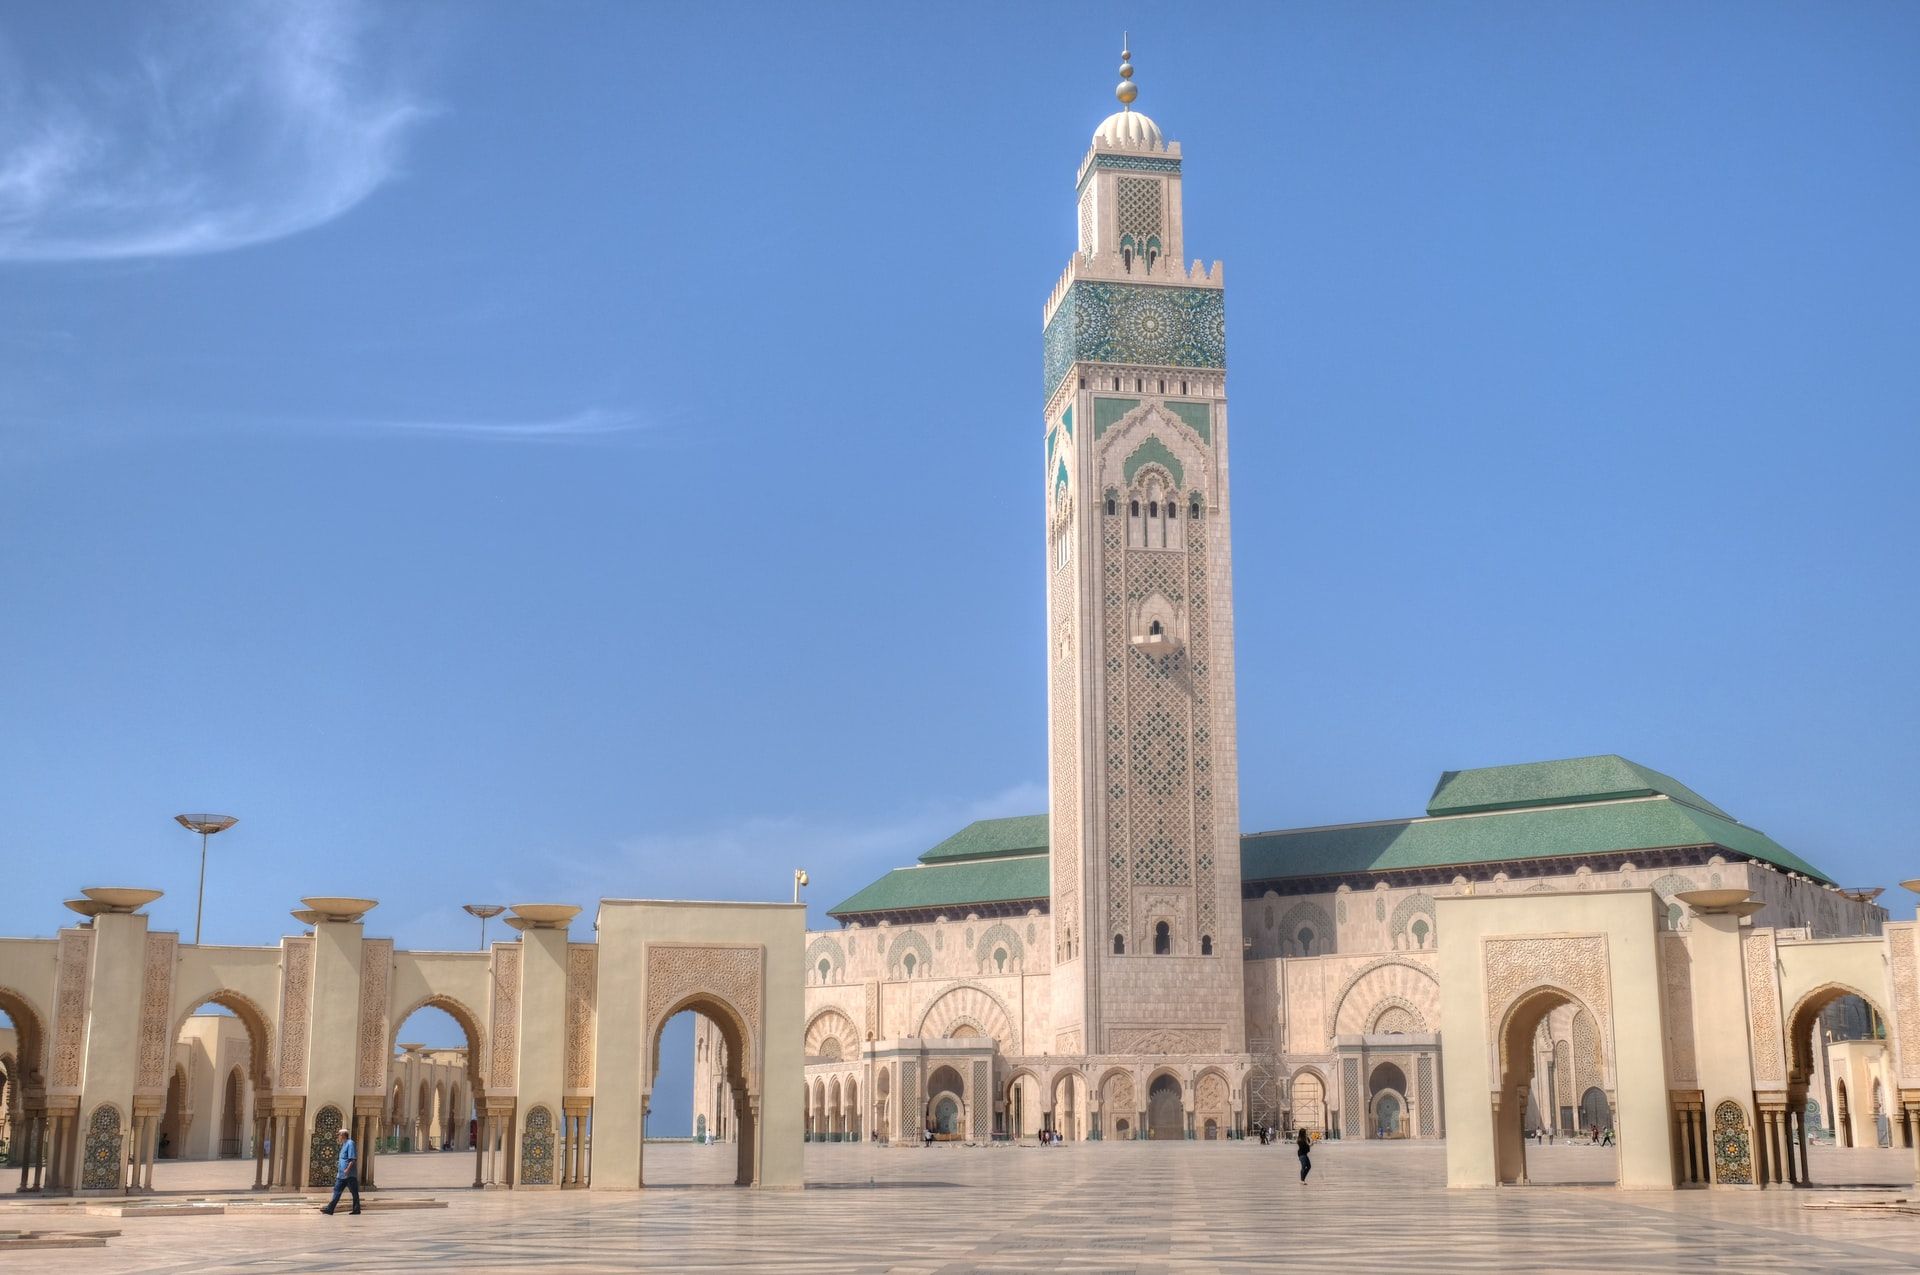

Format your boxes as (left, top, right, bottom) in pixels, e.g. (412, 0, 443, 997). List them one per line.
(1042, 44, 1243, 1059)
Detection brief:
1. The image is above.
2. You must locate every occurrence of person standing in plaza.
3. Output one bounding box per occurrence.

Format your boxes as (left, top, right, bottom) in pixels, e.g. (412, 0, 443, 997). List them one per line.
(321, 1129, 361, 1215)
(1295, 1127, 1312, 1182)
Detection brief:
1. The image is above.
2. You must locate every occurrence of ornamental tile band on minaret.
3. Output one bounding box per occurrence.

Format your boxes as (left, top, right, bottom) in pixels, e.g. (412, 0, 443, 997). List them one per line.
(1041, 45, 1244, 1057)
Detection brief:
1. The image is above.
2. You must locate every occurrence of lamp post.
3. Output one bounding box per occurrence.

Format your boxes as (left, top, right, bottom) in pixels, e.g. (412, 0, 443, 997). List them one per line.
(463, 904, 505, 951)
(174, 813, 237, 945)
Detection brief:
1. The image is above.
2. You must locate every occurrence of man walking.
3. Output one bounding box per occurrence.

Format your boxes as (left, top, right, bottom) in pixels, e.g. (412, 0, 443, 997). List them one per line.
(321, 1128, 361, 1216)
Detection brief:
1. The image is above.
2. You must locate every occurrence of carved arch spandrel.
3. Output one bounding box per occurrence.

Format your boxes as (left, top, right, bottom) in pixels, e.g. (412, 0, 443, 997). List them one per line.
(645, 944, 764, 1097)
(1330, 959, 1441, 1039)
(804, 1007, 859, 1060)
(1481, 935, 1613, 1082)
(915, 983, 1020, 1055)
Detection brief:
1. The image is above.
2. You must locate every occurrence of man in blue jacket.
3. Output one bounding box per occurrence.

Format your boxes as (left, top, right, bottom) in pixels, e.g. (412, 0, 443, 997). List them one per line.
(320, 1129, 361, 1215)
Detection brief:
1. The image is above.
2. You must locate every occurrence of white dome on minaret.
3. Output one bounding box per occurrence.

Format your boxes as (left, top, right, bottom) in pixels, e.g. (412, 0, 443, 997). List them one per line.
(1093, 40, 1162, 147)
(1093, 109, 1163, 148)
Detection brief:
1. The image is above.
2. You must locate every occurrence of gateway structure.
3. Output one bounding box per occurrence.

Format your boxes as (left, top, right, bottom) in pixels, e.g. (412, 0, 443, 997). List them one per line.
(698, 55, 1920, 1188)
(0, 896, 804, 1195)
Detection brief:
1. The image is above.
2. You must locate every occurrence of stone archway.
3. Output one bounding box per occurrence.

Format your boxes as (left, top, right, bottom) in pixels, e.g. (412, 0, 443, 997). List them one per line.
(1289, 1070, 1327, 1135)
(1052, 1069, 1088, 1141)
(649, 989, 759, 1183)
(0, 987, 50, 1188)
(926, 1064, 966, 1138)
(1784, 982, 1897, 1182)
(1147, 1073, 1184, 1140)
(1368, 1062, 1409, 1139)
(1494, 987, 1618, 1185)
(165, 988, 277, 1185)
(1195, 1070, 1231, 1140)
(1580, 1086, 1611, 1135)
(387, 994, 489, 1187)
(1098, 1069, 1136, 1141)
(219, 1067, 245, 1157)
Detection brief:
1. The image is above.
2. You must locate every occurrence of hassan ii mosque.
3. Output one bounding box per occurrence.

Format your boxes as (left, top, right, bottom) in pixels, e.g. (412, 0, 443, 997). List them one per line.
(0, 52, 1915, 1199)
(700, 49, 1918, 1183)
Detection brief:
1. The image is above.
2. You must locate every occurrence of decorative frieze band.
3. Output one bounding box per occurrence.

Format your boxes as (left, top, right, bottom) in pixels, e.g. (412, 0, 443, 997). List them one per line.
(51, 929, 94, 1091)
(276, 936, 314, 1091)
(1105, 1027, 1221, 1055)
(135, 931, 178, 1093)
(565, 944, 598, 1091)
(489, 944, 522, 1093)
(355, 939, 393, 1092)
(1742, 929, 1785, 1085)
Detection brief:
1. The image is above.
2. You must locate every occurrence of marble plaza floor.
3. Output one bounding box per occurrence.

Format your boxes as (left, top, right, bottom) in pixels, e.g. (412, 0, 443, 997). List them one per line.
(5, 1140, 1918, 1273)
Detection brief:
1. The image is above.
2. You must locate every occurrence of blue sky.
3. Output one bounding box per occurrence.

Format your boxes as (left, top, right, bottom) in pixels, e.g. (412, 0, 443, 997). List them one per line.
(2, 2, 1916, 1134)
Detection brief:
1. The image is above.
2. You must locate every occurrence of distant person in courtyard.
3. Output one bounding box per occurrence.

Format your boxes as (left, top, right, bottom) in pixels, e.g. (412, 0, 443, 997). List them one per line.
(1296, 1127, 1312, 1182)
(321, 1130, 361, 1215)
(1602, 1127, 1614, 1146)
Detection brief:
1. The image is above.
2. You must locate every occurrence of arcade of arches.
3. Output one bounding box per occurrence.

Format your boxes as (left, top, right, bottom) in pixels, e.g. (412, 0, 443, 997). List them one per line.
(741, 880, 1920, 1194)
(0, 894, 802, 1194)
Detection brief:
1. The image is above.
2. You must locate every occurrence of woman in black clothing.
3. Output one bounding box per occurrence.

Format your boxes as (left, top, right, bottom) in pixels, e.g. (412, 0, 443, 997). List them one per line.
(1296, 1128, 1312, 1182)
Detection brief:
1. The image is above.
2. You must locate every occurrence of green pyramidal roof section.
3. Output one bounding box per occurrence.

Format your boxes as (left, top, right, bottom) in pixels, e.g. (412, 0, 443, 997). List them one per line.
(827, 855, 1050, 919)
(1242, 794, 1833, 886)
(917, 815, 1050, 864)
(1427, 754, 1733, 820)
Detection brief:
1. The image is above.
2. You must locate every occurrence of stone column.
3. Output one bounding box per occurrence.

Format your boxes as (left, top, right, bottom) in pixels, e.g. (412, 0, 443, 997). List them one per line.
(14, 1113, 31, 1191)
(512, 919, 571, 1189)
(23, 1114, 43, 1191)
(360, 1107, 379, 1188)
(1905, 1097, 1920, 1185)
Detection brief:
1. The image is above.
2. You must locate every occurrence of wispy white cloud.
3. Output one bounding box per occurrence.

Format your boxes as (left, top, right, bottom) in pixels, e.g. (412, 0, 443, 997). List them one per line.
(0, 1, 426, 262)
(335, 406, 646, 442)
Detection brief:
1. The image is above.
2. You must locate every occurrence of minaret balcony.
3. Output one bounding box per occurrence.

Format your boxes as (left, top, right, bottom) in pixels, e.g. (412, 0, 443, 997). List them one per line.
(1130, 631, 1182, 658)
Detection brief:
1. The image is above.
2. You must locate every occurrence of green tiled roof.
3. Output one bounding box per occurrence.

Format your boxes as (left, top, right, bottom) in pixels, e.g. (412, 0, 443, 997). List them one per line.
(1427, 754, 1731, 820)
(827, 757, 1838, 922)
(1242, 795, 1833, 885)
(827, 854, 1049, 918)
(917, 815, 1050, 864)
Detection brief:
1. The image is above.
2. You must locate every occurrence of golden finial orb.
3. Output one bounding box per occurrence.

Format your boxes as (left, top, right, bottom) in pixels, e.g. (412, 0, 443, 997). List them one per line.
(1116, 38, 1137, 107)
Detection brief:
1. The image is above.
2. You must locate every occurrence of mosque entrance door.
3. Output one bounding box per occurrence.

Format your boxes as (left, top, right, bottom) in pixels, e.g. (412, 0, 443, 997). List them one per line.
(1148, 1075, 1184, 1140)
(1375, 1093, 1403, 1138)
(932, 1097, 960, 1136)
(1579, 1087, 1610, 1135)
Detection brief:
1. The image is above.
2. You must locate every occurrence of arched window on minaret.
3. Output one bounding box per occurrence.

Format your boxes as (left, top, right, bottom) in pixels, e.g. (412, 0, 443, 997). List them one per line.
(1154, 922, 1172, 956)
(1113, 934, 1125, 955)
(1128, 470, 1185, 552)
